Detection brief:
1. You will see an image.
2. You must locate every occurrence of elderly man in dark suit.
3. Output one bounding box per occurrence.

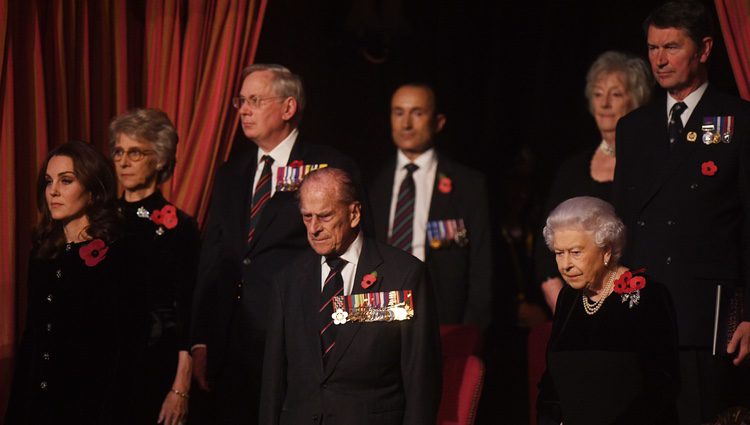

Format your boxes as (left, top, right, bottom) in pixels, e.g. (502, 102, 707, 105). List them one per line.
(613, 1, 750, 423)
(369, 83, 493, 330)
(260, 167, 442, 425)
(190, 64, 362, 425)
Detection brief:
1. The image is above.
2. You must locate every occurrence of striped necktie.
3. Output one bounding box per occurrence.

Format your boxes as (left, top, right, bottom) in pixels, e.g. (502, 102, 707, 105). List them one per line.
(320, 256, 346, 363)
(247, 155, 274, 242)
(389, 163, 419, 253)
(668, 102, 687, 149)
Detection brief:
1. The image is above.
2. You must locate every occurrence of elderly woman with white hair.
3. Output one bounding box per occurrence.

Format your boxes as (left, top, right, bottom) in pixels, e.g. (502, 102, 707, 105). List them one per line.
(536, 196, 679, 425)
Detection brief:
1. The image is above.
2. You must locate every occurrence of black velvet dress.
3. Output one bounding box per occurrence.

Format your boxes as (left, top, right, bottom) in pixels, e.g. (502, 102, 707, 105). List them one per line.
(118, 190, 200, 422)
(537, 271, 680, 425)
(6, 239, 141, 425)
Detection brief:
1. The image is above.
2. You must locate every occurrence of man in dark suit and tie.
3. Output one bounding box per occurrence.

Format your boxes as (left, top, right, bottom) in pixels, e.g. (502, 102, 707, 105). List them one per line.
(260, 167, 442, 425)
(369, 83, 492, 330)
(613, 2, 750, 422)
(190, 64, 362, 425)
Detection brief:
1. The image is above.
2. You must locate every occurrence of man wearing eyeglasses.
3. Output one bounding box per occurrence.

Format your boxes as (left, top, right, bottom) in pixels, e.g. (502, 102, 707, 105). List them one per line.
(190, 64, 363, 425)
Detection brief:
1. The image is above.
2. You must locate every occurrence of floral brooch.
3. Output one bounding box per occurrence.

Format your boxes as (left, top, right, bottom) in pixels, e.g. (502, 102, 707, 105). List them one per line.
(137, 204, 179, 235)
(79, 239, 109, 267)
(701, 160, 718, 176)
(438, 173, 452, 194)
(361, 271, 378, 289)
(613, 269, 647, 308)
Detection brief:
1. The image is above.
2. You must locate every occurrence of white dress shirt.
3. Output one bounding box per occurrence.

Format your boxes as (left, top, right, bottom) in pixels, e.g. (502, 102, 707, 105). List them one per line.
(387, 148, 437, 262)
(320, 232, 364, 296)
(253, 129, 299, 197)
(666, 82, 708, 127)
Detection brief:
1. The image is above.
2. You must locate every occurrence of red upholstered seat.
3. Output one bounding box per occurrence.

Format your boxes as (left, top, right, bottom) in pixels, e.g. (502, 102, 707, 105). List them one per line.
(527, 321, 553, 425)
(437, 325, 485, 425)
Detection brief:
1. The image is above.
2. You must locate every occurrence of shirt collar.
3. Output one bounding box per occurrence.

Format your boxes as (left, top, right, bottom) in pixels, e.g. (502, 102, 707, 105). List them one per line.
(257, 128, 298, 166)
(320, 231, 363, 268)
(667, 82, 708, 119)
(396, 147, 437, 171)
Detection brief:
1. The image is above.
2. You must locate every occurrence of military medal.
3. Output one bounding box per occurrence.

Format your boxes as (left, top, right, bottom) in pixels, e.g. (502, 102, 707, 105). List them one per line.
(686, 131, 697, 142)
(332, 290, 414, 324)
(702, 116, 734, 145)
(275, 162, 328, 192)
(427, 218, 468, 249)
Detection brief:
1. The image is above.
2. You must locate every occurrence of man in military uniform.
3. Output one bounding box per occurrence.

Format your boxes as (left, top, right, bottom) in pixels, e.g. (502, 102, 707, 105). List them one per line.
(613, 2, 750, 422)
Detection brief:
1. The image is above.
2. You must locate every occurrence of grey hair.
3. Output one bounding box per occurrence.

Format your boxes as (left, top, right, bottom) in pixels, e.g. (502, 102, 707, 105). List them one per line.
(543, 196, 626, 265)
(108, 108, 178, 184)
(298, 167, 359, 206)
(584, 51, 654, 113)
(241, 63, 305, 125)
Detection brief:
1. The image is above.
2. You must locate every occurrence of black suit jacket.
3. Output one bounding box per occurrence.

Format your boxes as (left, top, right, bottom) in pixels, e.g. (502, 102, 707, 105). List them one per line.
(369, 152, 493, 329)
(613, 86, 750, 347)
(191, 137, 362, 374)
(259, 237, 442, 425)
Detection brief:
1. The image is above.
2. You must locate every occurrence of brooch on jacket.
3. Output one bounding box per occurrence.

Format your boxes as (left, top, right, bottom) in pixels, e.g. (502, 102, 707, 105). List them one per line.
(137, 205, 179, 235)
(79, 239, 109, 267)
(613, 269, 647, 308)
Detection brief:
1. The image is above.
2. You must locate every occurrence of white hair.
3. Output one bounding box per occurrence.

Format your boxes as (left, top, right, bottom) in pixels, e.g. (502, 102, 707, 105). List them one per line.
(543, 196, 626, 264)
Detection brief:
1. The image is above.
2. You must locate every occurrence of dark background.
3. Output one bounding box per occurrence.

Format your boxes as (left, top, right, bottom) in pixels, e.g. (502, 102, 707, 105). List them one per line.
(251, 1, 738, 423)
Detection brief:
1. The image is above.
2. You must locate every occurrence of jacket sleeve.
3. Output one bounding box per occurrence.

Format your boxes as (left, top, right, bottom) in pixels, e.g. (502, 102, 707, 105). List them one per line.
(258, 273, 287, 425)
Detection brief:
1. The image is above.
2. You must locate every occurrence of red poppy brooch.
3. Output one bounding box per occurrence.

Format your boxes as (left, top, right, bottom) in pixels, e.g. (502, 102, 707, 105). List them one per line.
(701, 160, 718, 176)
(438, 173, 452, 194)
(138, 204, 179, 235)
(361, 271, 378, 289)
(79, 239, 109, 267)
(613, 269, 647, 308)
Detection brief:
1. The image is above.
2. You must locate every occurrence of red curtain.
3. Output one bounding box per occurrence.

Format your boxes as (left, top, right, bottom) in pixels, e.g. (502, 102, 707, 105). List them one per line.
(0, 0, 266, 418)
(716, 0, 750, 100)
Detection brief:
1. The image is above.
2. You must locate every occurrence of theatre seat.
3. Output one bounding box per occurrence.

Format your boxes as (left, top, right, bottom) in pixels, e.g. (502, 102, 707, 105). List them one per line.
(437, 325, 485, 425)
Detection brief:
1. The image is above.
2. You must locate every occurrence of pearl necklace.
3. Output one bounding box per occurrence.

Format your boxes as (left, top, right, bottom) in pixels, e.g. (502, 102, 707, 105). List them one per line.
(582, 270, 615, 315)
(599, 140, 616, 157)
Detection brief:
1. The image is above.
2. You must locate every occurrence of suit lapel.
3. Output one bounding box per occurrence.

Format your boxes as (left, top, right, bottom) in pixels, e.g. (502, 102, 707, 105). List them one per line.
(244, 139, 306, 255)
(323, 237, 384, 378)
(428, 154, 453, 220)
(302, 251, 327, 375)
(639, 90, 713, 210)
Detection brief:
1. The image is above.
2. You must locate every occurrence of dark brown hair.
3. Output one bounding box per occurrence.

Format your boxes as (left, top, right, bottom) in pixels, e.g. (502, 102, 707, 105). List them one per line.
(33, 140, 121, 259)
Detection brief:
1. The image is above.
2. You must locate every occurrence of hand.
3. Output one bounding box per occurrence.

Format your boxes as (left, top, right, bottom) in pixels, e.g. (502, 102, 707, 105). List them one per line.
(192, 346, 210, 391)
(541, 277, 564, 314)
(158, 390, 188, 425)
(727, 321, 750, 366)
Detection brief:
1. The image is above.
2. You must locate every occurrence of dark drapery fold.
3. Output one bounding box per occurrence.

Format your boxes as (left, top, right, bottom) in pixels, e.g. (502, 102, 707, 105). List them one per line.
(0, 0, 267, 418)
(716, 0, 750, 100)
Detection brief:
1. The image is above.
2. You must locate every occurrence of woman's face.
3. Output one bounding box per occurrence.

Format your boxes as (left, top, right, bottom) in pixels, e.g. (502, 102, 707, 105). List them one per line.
(113, 133, 161, 193)
(553, 227, 611, 291)
(45, 155, 91, 222)
(590, 72, 634, 136)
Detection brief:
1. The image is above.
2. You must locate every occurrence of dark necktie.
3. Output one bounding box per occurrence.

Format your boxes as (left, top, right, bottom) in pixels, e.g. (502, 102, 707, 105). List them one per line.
(389, 163, 419, 253)
(668, 102, 687, 149)
(320, 256, 346, 362)
(247, 155, 274, 242)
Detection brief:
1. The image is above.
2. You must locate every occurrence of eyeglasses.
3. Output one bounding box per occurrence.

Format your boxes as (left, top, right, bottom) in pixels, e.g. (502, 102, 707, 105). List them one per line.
(231, 95, 285, 109)
(112, 148, 156, 162)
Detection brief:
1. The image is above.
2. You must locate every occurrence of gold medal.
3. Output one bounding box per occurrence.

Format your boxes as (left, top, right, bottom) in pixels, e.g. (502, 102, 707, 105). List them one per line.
(686, 131, 697, 142)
